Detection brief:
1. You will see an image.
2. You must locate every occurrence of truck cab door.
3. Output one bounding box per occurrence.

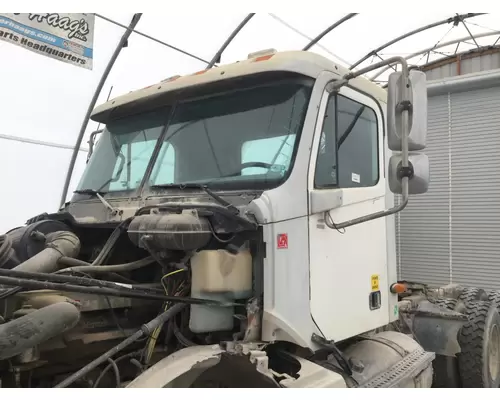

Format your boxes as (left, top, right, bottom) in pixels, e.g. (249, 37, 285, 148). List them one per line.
(307, 85, 390, 342)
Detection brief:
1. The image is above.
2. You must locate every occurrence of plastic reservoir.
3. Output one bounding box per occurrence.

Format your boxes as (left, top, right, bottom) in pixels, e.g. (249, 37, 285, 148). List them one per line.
(189, 249, 252, 333)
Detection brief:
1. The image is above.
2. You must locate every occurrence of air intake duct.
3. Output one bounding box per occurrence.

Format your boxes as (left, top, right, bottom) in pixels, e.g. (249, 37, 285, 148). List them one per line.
(0, 302, 80, 360)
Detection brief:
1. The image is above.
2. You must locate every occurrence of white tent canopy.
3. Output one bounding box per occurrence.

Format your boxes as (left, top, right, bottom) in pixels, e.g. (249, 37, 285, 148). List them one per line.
(1, 12, 498, 232)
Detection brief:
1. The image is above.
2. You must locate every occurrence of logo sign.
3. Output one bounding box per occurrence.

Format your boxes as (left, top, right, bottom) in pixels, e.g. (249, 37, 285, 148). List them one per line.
(0, 13, 94, 70)
(277, 233, 288, 249)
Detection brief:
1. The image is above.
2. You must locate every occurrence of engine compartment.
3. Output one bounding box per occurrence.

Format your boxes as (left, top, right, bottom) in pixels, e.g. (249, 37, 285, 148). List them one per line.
(0, 205, 264, 388)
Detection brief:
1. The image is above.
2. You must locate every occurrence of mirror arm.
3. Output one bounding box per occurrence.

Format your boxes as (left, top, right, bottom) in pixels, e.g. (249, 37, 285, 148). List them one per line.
(325, 56, 411, 230)
(86, 129, 104, 163)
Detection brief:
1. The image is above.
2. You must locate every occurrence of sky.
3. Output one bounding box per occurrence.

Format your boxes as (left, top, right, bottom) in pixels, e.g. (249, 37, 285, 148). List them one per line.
(0, 11, 499, 232)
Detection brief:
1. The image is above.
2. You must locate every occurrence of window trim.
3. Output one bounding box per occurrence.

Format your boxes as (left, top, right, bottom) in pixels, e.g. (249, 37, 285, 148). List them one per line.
(313, 86, 382, 190)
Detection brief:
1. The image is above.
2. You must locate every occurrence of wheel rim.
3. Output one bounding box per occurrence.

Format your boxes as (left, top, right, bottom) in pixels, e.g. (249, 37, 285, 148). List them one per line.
(489, 324, 500, 381)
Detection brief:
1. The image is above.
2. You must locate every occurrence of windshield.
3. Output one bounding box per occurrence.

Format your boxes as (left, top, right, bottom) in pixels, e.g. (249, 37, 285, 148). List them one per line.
(75, 76, 313, 196)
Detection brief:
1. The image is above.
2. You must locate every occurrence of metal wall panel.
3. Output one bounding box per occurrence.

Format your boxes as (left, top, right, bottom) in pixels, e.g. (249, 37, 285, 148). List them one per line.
(396, 83, 500, 291)
(424, 53, 500, 81)
(448, 87, 500, 290)
(396, 94, 451, 286)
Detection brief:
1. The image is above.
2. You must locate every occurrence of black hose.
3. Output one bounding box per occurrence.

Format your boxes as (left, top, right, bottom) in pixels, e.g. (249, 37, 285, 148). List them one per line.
(93, 351, 142, 388)
(0, 267, 164, 295)
(0, 286, 22, 300)
(108, 358, 121, 388)
(0, 234, 13, 268)
(56, 303, 186, 388)
(129, 358, 144, 373)
(0, 273, 234, 307)
(92, 218, 133, 266)
(0, 302, 80, 360)
(59, 257, 90, 267)
(172, 318, 196, 347)
(57, 256, 155, 274)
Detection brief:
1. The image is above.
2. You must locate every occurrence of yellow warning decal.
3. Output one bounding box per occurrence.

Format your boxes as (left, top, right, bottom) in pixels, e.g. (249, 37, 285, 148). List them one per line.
(371, 274, 380, 292)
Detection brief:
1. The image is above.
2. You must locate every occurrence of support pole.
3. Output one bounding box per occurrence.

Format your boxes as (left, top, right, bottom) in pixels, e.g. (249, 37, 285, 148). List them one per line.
(59, 13, 143, 208)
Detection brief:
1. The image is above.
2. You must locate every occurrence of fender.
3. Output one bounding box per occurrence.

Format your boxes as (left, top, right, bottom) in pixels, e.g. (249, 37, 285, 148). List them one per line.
(127, 344, 346, 388)
(127, 344, 279, 388)
(127, 345, 224, 388)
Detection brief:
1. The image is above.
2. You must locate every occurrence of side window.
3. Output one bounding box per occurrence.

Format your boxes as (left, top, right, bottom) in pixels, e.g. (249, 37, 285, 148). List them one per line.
(314, 93, 379, 188)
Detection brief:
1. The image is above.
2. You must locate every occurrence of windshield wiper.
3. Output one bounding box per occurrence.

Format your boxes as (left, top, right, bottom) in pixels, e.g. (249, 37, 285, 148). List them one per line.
(74, 189, 107, 196)
(73, 189, 121, 216)
(151, 183, 239, 214)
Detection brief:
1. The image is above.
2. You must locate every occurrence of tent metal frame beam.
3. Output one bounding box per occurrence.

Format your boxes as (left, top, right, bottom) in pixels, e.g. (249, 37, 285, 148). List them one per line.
(206, 13, 255, 69)
(370, 29, 500, 81)
(302, 13, 358, 51)
(456, 13, 480, 49)
(350, 13, 486, 70)
(95, 13, 210, 65)
(0, 133, 88, 153)
(268, 13, 352, 66)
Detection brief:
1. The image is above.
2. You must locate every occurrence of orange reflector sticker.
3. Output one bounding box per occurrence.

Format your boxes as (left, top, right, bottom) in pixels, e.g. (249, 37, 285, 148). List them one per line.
(253, 54, 274, 62)
(162, 75, 181, 83)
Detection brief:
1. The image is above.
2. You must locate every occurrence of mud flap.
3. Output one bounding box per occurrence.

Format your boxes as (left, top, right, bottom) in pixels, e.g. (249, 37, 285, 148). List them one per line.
(404, 300, 468, 357)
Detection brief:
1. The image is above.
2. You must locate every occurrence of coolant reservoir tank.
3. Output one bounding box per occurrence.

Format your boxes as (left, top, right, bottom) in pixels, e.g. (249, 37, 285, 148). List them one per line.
(189, 249, 253, 334)
(191, 249, 253, 299)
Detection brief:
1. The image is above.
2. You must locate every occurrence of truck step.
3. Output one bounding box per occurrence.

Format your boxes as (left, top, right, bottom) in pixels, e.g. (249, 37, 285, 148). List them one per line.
(358, 348, 435, 388)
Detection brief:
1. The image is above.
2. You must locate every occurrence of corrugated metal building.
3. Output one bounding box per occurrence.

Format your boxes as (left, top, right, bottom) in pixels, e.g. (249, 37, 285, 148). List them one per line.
(396, 47, 500, 291)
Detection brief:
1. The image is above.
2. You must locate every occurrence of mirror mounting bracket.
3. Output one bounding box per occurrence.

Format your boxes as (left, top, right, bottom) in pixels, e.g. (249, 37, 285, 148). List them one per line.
(397, 100, 412, 112)
(398, 163, 414, 180)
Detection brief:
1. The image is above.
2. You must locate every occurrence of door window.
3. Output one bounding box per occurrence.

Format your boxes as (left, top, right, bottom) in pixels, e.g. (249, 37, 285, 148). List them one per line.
(314, 94, 379, 188)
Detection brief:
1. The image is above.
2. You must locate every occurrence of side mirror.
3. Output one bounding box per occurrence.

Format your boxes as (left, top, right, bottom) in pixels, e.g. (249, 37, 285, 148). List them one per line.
(388, 153, 429, 195)
(387, 70, 427, 152)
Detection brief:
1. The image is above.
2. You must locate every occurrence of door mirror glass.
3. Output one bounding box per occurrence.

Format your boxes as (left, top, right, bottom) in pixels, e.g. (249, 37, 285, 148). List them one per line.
(388, 152, 429, 195)
(387, 70, 427, 152)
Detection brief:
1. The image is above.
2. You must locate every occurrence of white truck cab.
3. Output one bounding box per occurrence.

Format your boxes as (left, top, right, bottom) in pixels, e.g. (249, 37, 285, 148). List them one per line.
(75, 49, 442, 388)
(4, 48, 497, 389)
(85, 49, 428, 348)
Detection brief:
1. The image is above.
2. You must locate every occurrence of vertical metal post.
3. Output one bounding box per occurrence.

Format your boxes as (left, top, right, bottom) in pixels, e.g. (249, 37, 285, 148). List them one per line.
(59, 13, 143, 207)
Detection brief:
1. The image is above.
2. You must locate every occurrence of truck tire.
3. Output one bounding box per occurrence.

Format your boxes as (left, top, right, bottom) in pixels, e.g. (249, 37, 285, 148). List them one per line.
(459, 287, 489, 304)
(456, 287, 489, 314)
(434, 298, 458, 311)
(432, 298, 460, 387)
(488, 290, 500, 309)
(457, 300, 500, 388)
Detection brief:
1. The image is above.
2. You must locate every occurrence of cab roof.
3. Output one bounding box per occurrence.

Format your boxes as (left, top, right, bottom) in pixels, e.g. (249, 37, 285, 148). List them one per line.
(90, 50, 387, 123)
